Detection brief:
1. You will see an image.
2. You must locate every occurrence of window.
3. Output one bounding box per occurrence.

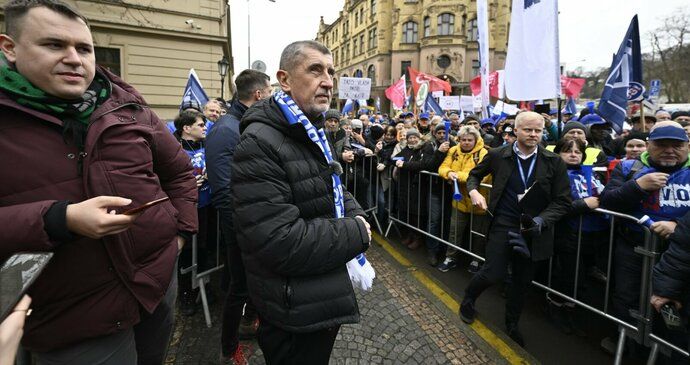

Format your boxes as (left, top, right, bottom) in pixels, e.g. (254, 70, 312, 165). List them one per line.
(471, 59, 480, 77)
(95, 47, 121, 76)
(438, 13, 454, 36)
(359, 34, 365, 54)
(437, 55, 451, 69)
(355, 10, 359, 24)
(467, 18, 478, 41)
(371, 0, 376, 16)
(401, 60, 411, 79)
(368, 28, 377, 49)
(424, 16, 431, 37)
(360, 8, 364, 23)
(402, 21, 418, 43)
(325, 35, 329, 46)
(367, 65, 376, 86)
(353, 39, 358, 56)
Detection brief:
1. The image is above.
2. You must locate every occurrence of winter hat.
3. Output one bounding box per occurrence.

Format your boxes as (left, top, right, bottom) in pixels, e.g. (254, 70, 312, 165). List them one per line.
(406, 128, 421, 139)
(370, 124, 385, 140)
(434, 123, 446, 133)
(562, 121, 586, 136)
(325, 109, 341, 121)
(351, 119, 363, 129)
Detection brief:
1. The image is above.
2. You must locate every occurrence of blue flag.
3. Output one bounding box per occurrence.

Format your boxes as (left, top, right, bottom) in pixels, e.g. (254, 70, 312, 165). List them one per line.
(423, 94, 444, 115)
(342, 99, 354, 115)
(564, 97, 578, 115)
(181, 69, 209, 110)
(598, 15, 642, 132)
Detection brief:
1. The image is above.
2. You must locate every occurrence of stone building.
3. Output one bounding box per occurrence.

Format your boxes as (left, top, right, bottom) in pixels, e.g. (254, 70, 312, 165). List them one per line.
(316, 0, 510, 112)
(0, 0, 233, 119)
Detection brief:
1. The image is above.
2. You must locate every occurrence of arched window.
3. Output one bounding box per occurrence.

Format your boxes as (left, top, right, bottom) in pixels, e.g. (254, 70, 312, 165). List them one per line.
(466, 18, 478, 41)
(424, 16, 431, 37)
(367, 65, 376, 86)
(371, 0, 376, 16)
(402, 21, 418, 43)
(438, 13, 454, 36)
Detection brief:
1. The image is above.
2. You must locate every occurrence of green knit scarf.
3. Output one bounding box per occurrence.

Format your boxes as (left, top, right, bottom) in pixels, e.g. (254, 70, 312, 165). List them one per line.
(0, 54, 111, 150)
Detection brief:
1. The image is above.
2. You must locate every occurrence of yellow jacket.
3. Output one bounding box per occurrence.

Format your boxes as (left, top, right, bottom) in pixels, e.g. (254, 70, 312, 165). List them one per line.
(438, 138, 492, 214)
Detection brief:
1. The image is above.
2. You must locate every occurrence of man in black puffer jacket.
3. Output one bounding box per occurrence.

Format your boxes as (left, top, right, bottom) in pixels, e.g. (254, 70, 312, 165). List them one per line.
(231, 40, 371, 364)
(652, 210, 690, 354)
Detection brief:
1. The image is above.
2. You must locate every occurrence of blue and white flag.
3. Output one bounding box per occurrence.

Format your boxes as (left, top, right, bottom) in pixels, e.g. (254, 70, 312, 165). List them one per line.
(504, 0, 560, 101)
(598, 15, 642, 132)
(564, 97, 578, 115)
(375, 97, 381, 113)
(342, 99, 354, 115)
(181, 69, 209, 109)
(423, 94, 444, 115)
(357, 99, 368, 110)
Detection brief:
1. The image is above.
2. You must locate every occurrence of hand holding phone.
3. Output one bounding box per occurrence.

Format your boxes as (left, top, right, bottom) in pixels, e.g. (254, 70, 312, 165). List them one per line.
(122, 197, 170, 215)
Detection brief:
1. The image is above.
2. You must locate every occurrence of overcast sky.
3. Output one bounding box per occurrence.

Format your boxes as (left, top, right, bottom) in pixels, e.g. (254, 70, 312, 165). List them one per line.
(230, 0, 688, 82)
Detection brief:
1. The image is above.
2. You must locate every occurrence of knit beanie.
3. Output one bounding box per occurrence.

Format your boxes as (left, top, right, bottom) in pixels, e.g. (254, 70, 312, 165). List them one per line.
(406, 128, 421, 139)
(562, 121, 586, 136)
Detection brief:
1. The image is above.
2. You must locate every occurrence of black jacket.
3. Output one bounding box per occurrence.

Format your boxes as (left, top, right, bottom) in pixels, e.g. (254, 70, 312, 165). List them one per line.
(653, 211, 690, 308)
(466, 143, 572, 260)
(231, 97, 369, 333)
(206, 100, 245, 209)
(396, 141, 435, 218)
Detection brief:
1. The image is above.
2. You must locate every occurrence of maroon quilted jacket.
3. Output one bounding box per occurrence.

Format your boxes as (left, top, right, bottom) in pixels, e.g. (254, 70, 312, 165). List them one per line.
(0, 68, 198, 351)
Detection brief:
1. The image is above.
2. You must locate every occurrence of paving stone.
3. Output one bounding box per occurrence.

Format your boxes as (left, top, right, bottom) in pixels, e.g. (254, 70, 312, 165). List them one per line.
(165, 244, 500, 364)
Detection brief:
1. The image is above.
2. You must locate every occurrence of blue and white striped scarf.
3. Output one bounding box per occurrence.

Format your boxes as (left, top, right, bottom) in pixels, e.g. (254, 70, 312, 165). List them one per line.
(273, 91, 345, 218)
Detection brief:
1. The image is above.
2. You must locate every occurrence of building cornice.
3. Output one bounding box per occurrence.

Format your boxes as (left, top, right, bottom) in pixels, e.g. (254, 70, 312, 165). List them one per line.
(89, 19, 227, 44)
(88, 0, 223, 22)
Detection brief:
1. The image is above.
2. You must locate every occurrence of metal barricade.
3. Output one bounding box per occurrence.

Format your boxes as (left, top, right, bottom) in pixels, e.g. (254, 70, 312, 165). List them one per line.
(380, 168, 688, 363)
(179, 212, 225, 328)
(342, 154, 383, 233)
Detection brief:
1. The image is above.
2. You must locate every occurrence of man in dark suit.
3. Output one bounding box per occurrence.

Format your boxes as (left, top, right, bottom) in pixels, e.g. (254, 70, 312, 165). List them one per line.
(459, 111, 571, 347)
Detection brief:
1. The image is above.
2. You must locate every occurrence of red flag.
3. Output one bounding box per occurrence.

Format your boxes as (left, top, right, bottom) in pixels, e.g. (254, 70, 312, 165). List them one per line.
(408, 67, 451, 96)
(470, 72, 501, 98)
(385, 76, 407, 109)
(560, 76, 585, 98)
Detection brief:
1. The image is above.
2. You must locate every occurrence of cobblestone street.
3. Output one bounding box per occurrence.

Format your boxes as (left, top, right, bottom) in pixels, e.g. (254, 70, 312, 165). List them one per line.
(165, 240, 506, 364)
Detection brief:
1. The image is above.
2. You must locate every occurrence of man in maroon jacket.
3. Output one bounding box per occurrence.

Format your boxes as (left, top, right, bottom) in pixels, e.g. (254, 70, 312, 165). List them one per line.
(0, 0, 198, 363)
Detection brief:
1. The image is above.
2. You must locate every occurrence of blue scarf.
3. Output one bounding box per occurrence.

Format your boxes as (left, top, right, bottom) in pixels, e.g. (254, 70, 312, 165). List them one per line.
(274, 91, 345, 218)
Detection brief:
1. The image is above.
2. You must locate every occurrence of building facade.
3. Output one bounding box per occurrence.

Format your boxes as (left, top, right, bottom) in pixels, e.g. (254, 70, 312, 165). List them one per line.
(316, 0, 510, 113)
(1, 0, 233, 119)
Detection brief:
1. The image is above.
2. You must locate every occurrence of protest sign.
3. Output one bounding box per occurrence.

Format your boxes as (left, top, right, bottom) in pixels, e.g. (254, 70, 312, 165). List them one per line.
(438, 96, 461, 111)
(339, 77, 371, 100)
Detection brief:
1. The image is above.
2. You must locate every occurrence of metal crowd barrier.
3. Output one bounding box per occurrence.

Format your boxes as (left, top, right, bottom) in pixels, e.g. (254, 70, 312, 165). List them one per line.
(376, 167, 688, 364)
(342, 154, 383, 233)
(180, 213, 225, 328)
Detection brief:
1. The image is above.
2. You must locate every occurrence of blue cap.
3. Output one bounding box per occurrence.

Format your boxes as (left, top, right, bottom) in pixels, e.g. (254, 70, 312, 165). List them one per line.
(549, 108, 558, 115)
(419, 112, 430, 120)
(580, 113, 608, 126)
(480, 118, 495, 126)
(648, 125, 689, 142)
(404, 112, 414, 118)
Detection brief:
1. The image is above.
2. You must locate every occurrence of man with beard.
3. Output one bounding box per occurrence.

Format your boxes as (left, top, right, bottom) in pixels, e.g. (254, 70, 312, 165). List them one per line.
(230, 40, 371, 363)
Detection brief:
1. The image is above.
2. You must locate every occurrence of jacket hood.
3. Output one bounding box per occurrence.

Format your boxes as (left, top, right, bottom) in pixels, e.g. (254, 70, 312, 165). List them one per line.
(457, 135, 485, 155)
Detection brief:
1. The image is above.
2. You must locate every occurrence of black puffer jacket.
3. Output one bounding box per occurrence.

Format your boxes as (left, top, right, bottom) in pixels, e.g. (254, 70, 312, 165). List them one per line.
(231, 97, 369, 333)
(653, 211, 690, 309)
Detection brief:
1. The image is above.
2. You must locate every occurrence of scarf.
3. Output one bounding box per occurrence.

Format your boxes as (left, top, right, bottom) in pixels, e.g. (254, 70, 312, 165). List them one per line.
(0, 54, 111, 151)
(273, 91, 345, 218)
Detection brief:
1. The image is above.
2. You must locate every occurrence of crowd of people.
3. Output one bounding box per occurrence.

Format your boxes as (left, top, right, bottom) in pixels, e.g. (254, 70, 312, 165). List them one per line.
(1, 0, 689, 364)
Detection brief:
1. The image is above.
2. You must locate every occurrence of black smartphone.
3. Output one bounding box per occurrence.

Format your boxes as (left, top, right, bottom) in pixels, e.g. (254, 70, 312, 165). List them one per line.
(0, 253, 53, 320)
(534, 103, 551, 115)
(520, 213, 535, 233)
(122, 197, 170, 216)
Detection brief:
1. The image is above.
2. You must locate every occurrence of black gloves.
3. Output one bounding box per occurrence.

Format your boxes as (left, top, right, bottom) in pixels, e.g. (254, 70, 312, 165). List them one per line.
(508, 231, 531, 259)
(520, 215, 544, 238)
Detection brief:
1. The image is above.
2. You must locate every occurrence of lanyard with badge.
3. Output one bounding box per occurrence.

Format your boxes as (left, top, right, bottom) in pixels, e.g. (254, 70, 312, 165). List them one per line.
(516, 156, 536, 202)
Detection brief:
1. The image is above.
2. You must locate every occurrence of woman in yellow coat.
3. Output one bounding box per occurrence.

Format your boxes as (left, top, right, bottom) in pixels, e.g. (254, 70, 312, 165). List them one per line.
(437, 126, 492, 272)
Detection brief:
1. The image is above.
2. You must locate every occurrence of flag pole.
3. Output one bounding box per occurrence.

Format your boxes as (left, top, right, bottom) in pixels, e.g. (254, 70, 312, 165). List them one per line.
(640, 102, 646, 133)
(557, 97, 563, 139)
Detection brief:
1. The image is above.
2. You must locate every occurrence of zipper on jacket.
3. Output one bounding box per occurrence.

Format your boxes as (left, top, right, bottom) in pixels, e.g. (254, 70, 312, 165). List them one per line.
(284, 277, 292, 309)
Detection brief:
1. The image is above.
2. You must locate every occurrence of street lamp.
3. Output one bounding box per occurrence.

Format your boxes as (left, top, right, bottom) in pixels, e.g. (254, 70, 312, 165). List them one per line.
(247, 0, 276, 69)
(217, 56, 230, 99)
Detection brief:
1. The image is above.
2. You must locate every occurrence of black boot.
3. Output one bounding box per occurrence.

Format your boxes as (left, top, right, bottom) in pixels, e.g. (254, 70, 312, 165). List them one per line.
(180, 291, 196, 317)
(459, 297, 476, 324)
(506, 322, 525, 347)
